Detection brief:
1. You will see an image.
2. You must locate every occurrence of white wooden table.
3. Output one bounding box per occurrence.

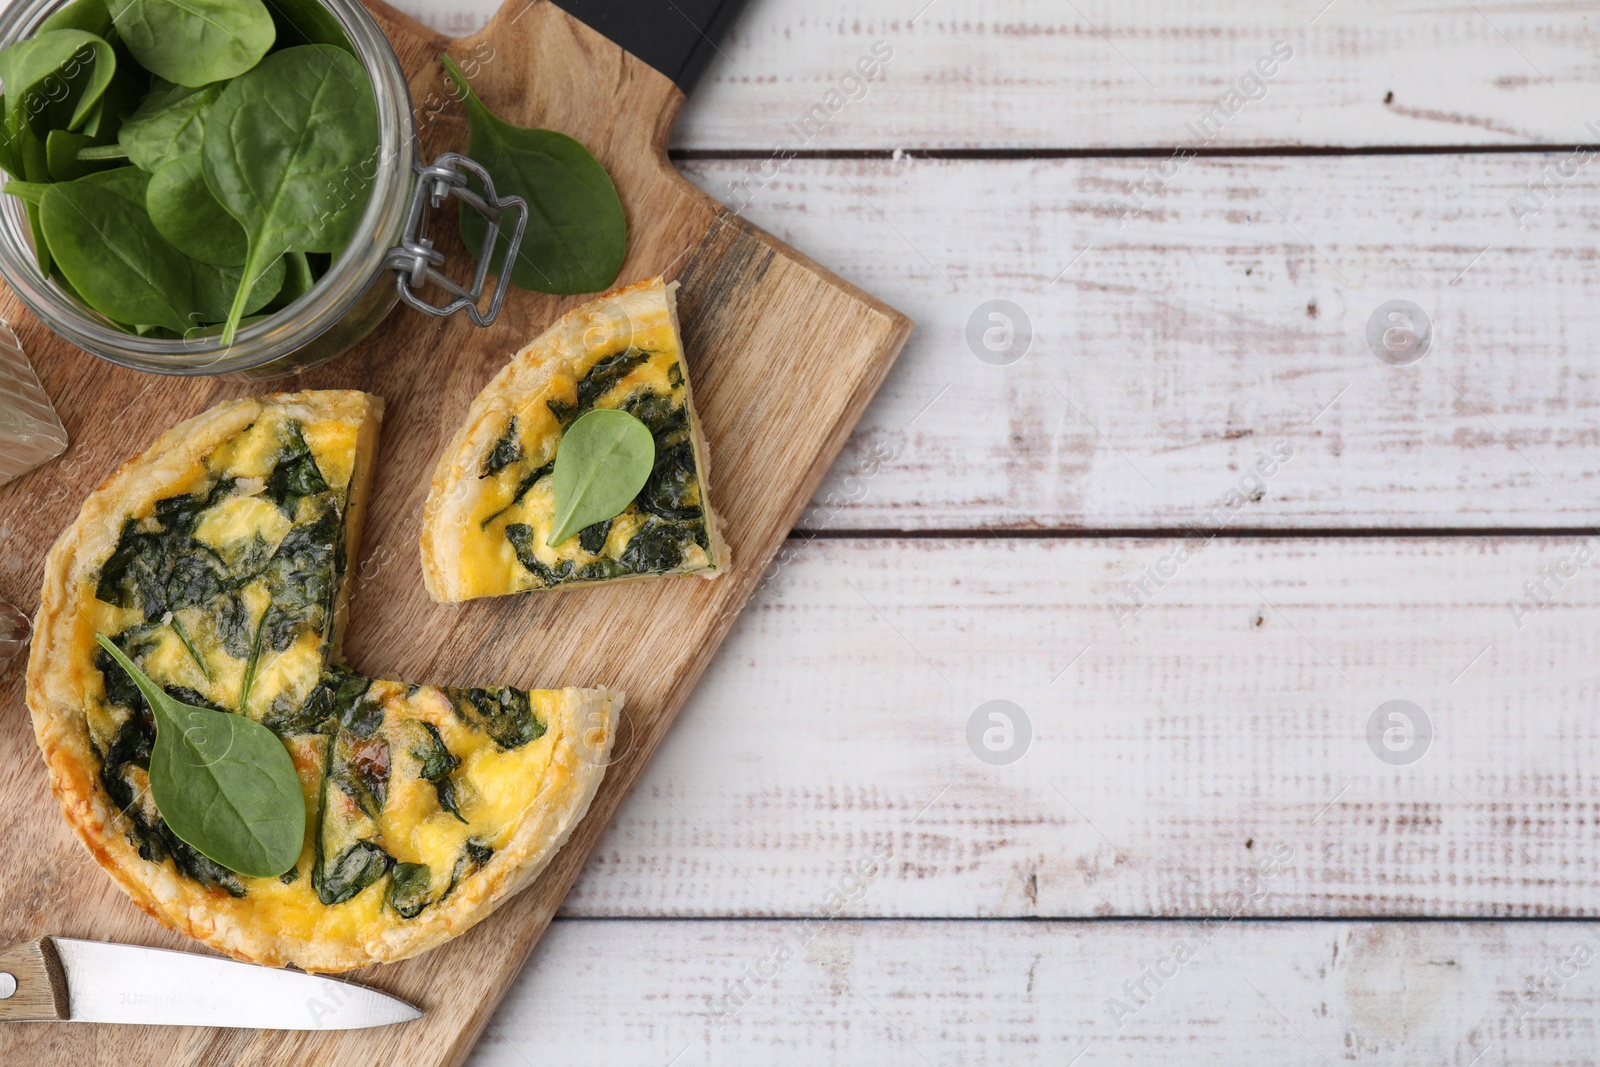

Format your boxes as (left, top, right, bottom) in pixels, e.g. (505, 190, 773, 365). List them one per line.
(393, 1, 1600, 1062)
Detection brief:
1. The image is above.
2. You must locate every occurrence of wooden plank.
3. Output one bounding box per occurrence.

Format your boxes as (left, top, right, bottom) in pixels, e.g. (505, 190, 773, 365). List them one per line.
(669, 153, 1600, 531)
(558, 536, 1600, 918)
(0, 2, 906, 1066)
(388, 0, 1600, 149)
(467, 918, 1600, 1066)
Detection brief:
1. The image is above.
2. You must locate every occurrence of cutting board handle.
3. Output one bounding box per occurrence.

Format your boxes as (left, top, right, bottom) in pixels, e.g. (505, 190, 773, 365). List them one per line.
(360, 0, 710, 291)
(368, 0, 688, 172)
(0, 938, 69, 1022)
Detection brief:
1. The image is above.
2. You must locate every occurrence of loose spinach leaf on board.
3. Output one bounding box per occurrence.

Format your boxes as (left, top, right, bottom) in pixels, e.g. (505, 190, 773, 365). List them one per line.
(147, 153, 247, 265)
(107, 0, 275, 88)
(95, 633, 304, 879)
(0, 29, 116, 136)
(202, 44, 377, 344)
(117, 79, 218, 172)
(41, 167, 281, 333)
(546, 408, 655, 547)
(440, 55, 625, 295)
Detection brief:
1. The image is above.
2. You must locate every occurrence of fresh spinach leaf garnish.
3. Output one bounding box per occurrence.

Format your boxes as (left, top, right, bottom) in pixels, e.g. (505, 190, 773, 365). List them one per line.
(546, 408, 655, 548)
(96, 633, 305, 879)
(201, 44, 377, 344)
(107, 0, 275, 88)
(441, 54, 625, 295)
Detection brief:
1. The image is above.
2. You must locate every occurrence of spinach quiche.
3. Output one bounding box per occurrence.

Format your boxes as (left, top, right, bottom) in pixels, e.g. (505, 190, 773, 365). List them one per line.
(420, 276, 726, 602)
(25, 391, 619, 971)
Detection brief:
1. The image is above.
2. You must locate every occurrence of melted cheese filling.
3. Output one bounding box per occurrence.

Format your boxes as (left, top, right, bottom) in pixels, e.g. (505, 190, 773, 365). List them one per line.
(458, 341, 715, 599)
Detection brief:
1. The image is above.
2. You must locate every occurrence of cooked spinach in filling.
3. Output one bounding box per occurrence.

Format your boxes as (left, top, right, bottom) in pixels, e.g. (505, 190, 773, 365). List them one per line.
(484, 347, 714, 589)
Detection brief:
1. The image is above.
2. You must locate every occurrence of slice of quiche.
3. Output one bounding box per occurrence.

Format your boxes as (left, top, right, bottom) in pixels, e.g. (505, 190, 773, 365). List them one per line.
(420, 276, 726, 603)
(26, 391, 620, 971)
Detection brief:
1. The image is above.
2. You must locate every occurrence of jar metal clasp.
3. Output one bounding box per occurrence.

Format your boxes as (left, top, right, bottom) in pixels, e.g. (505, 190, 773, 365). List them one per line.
(383, 152, 528, 327)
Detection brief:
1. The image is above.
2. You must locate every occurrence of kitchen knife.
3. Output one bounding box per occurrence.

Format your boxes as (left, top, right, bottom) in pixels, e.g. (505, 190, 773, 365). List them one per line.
(0, 937, 421, 1029)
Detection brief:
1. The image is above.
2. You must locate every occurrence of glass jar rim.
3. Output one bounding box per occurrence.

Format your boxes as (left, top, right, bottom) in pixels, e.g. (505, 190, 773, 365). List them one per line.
(0, 0, 416, 376)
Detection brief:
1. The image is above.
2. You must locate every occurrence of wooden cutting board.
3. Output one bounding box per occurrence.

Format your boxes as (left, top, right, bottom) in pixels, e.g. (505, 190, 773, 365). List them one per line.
(0, 2, 910, 1063)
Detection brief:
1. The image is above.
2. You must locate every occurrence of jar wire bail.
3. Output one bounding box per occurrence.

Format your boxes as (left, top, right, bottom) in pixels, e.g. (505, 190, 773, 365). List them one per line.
(383, 152, 528, 328)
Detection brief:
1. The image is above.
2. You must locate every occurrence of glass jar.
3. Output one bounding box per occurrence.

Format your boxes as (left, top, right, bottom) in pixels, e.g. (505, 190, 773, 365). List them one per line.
(0, 0, 525, 380)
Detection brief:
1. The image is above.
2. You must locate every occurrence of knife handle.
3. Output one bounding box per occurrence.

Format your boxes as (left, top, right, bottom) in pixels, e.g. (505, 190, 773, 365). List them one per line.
(0, 938, 69, 1021)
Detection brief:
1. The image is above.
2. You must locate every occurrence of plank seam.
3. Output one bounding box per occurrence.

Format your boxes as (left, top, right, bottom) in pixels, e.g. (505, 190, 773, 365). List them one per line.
(788, 526, 1600, 541)
(672, 144, 1600, 161)
(551, 915, 1600, 925)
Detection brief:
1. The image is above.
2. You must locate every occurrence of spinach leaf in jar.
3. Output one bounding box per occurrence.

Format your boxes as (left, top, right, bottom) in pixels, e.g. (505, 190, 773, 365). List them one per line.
(0, 29, 116, 137)
(201, 44, 377, 345)
(38, 0, 114, 37)
(40, 167, 283, 334)
(145, 153, 248, 266)
(116, 79, 218, 172)
(107, 0, 274, 88)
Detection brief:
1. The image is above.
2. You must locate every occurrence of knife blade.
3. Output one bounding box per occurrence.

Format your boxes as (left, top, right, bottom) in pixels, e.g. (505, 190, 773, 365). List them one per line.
(0, 937, 421, 1030)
